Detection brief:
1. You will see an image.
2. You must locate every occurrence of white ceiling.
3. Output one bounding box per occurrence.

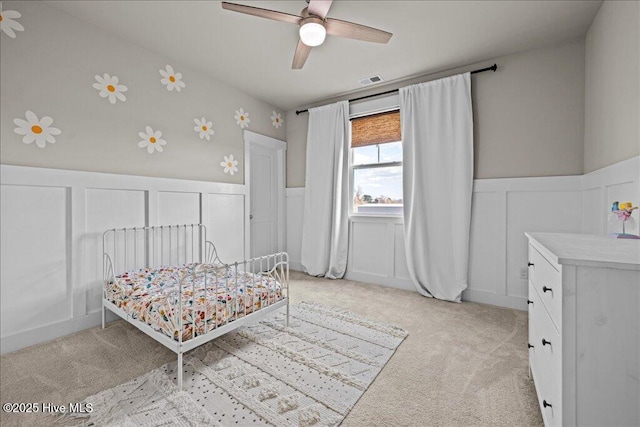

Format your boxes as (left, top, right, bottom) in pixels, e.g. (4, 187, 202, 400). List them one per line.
(49, 1, 602, 111)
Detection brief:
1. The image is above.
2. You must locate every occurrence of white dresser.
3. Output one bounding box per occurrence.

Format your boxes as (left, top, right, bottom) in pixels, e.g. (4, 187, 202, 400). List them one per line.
(525, 232, 640, 427)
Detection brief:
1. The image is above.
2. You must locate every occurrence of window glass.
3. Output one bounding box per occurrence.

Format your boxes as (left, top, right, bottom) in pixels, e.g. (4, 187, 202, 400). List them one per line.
(353, 165, 403, 215)
(379, 141, 402, 163)
(352, 145, 378, 166)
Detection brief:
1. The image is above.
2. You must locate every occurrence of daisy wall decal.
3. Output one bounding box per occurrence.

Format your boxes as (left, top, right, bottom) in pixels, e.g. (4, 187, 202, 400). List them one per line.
(234, 108, 250, 129)
(271, 110, 283, 129)
(138, 126, 167, 154)
(193, 117, 214, 140)
(159, 65, 185, 92)
(93, 73, 128, 104)
(0, 2, 24, 38)
(221, 154, 239, 176)
(13, 111, 61, 148)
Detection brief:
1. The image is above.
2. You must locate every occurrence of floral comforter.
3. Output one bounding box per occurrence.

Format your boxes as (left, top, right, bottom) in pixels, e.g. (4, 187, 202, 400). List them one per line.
(106, 263, 283, 342)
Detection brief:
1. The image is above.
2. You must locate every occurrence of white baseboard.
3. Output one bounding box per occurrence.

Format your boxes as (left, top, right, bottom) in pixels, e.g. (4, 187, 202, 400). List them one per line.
(0, 310, 118, 354)
(289, 261, 304, 272)
(462, 289, 527, 311)
(344, 271, 415, 292)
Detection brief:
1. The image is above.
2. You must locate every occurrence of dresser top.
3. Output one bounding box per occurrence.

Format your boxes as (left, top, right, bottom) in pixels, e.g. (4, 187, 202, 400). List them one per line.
(525, 232, 640, 271)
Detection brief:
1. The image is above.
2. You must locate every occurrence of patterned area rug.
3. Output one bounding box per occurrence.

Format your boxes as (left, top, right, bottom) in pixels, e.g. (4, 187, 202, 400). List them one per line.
(69, 302, 407, 426)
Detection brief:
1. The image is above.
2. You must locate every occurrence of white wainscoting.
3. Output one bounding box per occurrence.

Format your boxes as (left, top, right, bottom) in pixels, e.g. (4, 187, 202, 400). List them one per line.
(582, 156, 640, 235)
(3, 158, 638, 351)
(0, 165, 247, 353)
(286, 156, 640, 311)
(346, 216, 413, 291)
(285, 188, 305, 272)
(470, 176, 582, 309)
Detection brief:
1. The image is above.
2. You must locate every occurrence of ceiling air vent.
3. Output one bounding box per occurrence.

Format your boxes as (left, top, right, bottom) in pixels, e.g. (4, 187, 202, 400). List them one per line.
(358, 75, 384, 86)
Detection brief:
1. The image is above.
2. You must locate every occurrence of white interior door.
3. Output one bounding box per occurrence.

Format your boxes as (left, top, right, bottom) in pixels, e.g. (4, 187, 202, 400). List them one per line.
(250, 145, 278, 258)
(245, 131, 286, 260)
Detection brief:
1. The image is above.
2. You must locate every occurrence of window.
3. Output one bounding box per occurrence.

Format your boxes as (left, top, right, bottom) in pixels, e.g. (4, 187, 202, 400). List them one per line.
(351, 110, 402, 215)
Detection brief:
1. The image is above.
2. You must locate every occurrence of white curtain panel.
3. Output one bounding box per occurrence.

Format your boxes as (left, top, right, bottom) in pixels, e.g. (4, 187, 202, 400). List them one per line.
(399, 73, 473, 302)
(300, 101, 350, 279)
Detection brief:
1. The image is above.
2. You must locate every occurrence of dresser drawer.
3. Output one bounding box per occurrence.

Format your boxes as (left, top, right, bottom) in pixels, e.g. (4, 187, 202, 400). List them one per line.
(530, 341, 562, 427)
(529, 280, 563, 427)
(528, 280, 541, 359)
(535, 293, 562, 391)
(529, 245, 562, 330)
(528, 280, 542, 343)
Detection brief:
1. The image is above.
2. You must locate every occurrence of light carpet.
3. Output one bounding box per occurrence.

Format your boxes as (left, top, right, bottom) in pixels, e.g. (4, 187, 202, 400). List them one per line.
(67, 302, 407, 426)
(1, 271, 542, 426)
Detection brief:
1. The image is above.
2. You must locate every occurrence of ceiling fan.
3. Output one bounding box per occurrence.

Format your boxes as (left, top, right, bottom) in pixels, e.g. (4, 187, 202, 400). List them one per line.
(221, 0, 393, 69)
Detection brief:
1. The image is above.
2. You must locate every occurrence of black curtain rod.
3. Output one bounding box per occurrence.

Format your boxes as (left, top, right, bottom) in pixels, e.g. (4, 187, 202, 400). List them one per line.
(295, 63, 497, 115)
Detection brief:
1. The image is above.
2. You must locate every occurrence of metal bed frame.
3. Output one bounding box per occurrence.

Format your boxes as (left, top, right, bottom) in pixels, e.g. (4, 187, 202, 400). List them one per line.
(102, 224, 289, 390)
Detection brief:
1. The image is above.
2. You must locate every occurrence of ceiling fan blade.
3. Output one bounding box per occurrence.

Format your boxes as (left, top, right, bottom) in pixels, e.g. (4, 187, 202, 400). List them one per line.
(292, 39, 312, 69)
(307, 0, 333, 19)
(325, 18, 393, 44)
(221, 2, 301, 25)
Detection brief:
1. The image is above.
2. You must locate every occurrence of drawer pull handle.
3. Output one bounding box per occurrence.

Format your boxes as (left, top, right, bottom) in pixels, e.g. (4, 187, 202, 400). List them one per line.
(528, 343, 534, 348)
(542, 338, 551, 346)
(543, 400, 552, 408)
(542, 286, 552, 293)
(528, 262, 534, 267)
(527, 300, 533, 305)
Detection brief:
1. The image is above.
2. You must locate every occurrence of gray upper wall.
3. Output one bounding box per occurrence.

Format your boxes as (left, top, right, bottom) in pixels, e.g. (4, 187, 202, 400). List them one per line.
(286, 39, 586, 187)
(0, 1, 286, 183)
(4, 2, 637, 186)
(584, 1, 640, 173)
(287, 1, 640, 187)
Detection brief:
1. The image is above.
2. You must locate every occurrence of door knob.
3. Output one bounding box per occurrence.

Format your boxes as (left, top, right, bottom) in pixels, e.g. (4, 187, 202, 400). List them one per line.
(249, 214, 253, 219)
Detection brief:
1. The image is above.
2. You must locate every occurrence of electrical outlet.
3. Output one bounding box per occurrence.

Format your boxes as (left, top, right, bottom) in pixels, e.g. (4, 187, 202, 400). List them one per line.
(519, 267, 529, 280)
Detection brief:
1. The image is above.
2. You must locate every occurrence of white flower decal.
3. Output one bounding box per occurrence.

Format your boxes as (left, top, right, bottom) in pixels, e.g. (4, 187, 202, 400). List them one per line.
(271, 111, 283, 128)
(220, 154, 239, 176)
(234, 108, 250, 129)
(93, 73, 128, 104)
(138, 126, 167, 154)
(193, 117, 214, 140)
(159, 65, 185, 92)
(13, 111, 61, 148)
(0, 2, 24, 38)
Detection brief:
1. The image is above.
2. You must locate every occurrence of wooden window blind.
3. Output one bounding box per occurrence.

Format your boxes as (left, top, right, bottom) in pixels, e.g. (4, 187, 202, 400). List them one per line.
(351, 110, 401, 148)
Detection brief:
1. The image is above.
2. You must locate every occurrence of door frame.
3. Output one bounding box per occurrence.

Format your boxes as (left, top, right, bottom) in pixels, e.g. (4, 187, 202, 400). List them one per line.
(243, 130, 287, 258)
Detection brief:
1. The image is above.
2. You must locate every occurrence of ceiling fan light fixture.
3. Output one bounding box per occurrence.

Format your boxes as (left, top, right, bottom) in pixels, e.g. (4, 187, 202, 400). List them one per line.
(221, 1, 393, 69)
(299, 20, 326, 47)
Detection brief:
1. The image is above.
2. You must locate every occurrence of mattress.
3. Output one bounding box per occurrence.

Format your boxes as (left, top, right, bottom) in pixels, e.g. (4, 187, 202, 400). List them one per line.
(106, 263, 283, 342)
